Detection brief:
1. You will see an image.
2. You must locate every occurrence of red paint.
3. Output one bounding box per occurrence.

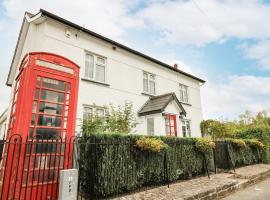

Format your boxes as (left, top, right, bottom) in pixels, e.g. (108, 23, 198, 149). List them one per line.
(165, 114, 177, 136)
(0, 52, 80, 200)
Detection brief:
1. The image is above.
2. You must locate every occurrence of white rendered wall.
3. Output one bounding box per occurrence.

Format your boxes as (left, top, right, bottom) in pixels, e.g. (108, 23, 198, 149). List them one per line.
(10, 17, 203, 137)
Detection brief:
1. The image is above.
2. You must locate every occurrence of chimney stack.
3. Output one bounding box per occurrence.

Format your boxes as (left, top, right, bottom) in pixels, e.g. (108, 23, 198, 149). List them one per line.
(174, 64, 178, 69)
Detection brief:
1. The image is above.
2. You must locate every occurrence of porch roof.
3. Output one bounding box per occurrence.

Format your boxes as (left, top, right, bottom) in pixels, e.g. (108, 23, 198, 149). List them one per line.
(138, 93, 186, 117)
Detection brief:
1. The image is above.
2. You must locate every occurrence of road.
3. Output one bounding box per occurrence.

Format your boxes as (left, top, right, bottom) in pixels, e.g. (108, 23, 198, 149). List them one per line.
(223, 178, 270, 200)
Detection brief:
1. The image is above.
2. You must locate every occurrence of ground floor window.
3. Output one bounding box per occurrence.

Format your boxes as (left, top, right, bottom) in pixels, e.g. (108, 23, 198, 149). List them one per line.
(147, 118, 154, 136)
(182, 119, 191, 137)
(165, 114, 177, 136)
(83, 105, 105, 120)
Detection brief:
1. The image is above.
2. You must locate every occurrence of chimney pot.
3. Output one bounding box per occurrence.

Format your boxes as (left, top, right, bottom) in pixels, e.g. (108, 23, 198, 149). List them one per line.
(174, 64, 178, 69)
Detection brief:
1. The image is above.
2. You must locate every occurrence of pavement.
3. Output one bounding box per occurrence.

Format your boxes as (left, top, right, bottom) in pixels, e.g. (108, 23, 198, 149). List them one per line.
(111, 164, 270, 200)
(223, 178, 270, 200)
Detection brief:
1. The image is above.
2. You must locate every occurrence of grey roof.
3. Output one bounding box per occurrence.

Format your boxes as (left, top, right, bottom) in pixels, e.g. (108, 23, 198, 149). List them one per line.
(138, 93, 186, 116)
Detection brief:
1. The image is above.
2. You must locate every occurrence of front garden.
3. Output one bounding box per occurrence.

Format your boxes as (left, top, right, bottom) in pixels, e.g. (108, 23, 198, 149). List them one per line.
(77, 107, 270, 199)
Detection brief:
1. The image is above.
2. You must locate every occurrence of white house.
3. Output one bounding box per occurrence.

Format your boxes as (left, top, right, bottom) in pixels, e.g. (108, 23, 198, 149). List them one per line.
(2, 9, 205, 139)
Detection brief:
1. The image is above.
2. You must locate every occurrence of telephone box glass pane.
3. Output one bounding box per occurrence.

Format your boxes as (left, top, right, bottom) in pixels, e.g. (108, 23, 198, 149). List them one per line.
(39, 102, 63, 115)
(37, 115, 62, 127)
(40, 90, 64, 103)
(42, 78, 66, 91)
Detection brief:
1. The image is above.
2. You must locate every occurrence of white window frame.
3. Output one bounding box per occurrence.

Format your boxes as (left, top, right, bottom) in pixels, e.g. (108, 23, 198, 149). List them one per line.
(182, 119, 191, 137)
(179, 84, 189, 103)
(84, 52, 107, 83)
(83, 105, 106, 121)
(143, 71, 156, 95)
(147, 118, 155, 136)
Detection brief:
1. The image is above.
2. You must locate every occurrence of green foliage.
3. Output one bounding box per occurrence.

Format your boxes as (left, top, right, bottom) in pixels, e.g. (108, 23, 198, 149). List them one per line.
(82, 102, 137, 136)
(201, 110, 270, 140)
(245, 139, 265, 149)
(234, 127, 270, 147)
(135, 137, 168, 152)
(214, 138, 268, 168)
(226, 140, 266, 167)
(226, 138, 247, 149)
(200, 120, 235, 139)
(79, 134, 211, 198)
(195, 138, 215, 153)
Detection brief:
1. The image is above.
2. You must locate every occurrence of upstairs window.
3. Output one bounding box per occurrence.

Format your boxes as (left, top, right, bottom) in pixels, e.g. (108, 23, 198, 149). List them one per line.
(147, 118, 154, 136)
(85, 53, 106, 83)
(143, 72, 156, 95)
(182, 119, 191, 137)
(179, 84, 188, 103)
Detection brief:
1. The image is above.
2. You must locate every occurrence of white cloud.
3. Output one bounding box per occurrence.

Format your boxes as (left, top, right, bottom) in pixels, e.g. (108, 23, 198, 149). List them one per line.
(202, 75, 270, 120)
(2, 0, 143, 40)
(243, 40, 270, 70)
(136, 0, 270, 46)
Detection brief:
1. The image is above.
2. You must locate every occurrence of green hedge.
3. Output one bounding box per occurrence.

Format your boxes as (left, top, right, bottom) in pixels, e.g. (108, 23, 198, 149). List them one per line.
(234, 127, 270, 147)
(214, 139, 268, 169)
(78, 134, 211, 198)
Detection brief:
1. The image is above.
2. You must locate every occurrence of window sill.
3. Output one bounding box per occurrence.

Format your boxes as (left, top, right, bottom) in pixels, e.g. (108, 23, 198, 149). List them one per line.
(180, 102, 192, 106)
(141, 92, 155, 97)
(81, 78, 110, 87)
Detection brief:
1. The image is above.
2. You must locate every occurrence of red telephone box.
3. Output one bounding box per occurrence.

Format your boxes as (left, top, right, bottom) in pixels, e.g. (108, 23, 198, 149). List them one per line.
(0, 52, 79, 200)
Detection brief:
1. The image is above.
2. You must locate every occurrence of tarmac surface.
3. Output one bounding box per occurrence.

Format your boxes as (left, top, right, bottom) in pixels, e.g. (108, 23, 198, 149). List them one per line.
(223, 178, 270, 200)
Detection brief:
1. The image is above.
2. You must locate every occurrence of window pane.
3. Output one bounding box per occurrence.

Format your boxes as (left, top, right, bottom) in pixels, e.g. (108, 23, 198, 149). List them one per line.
(42, 78, 66, 91)
(182, 126, 186, 137)
(36, 128, 61, 140)
(147, 118, 154, 136)
(38, 115, 62, 127)
(149, 81, 155, 94)
(39, 102, 63, 115)
(83, 107, 93, 120)
(85, 54, 94, 79)
(35, 89, 40, 99)
(97, 57, 105, 65)
(143, 79, 148, 92)
(143, 73, 148, 79)
(96, 108, 105, 117)
(31, 114, 36, 126)
(95, 64, 105, 83)
(32, 101, 37, 112)
(40, 90, 64, 103)
(150, 74, 155, 80)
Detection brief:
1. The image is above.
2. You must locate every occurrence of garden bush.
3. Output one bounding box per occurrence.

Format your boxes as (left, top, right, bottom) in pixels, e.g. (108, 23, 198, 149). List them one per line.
(79, 133, 212, 198)
(214, 138, 267, 169)
(234, 127, 270, 147)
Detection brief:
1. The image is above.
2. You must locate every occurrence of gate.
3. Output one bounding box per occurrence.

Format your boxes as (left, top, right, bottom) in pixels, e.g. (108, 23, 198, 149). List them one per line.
(0, 135, 78, 200)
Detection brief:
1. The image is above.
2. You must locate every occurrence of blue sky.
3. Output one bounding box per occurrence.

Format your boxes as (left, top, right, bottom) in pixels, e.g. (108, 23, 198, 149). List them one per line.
(1, 0, 270, 120)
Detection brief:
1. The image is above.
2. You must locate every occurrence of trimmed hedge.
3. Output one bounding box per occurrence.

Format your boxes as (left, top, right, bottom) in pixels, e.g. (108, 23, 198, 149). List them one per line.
(235, 127, 270, 147)
(78, 134, 211, 198)
(214, 139, 268, 169)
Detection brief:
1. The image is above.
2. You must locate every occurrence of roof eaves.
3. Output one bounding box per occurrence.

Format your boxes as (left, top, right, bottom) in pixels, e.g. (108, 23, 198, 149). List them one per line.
(39, 9, 205, 83)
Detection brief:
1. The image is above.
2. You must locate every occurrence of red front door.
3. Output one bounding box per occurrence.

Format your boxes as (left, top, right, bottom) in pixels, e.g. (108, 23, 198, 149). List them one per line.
(165, 114, 177, 136)
(0, 52, 79, 200)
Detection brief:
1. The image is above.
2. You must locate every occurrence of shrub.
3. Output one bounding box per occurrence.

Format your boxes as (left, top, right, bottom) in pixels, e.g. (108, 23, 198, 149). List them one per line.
(135, 137, 168, 153)
(79, 134, 211, 198)
(214, 138, 267, 169)
(195, 138, 215, 153)
(82, 102, 137, 135)
(235, 127, 270, 147)
(245, 139, 265, 149)
(226, 138, 247, 149)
